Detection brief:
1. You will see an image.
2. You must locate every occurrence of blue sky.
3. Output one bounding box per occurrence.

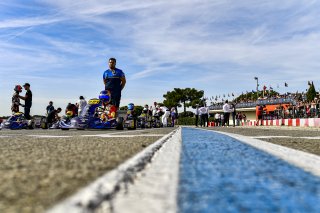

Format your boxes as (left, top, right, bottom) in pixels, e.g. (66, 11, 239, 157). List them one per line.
(1, 0, 320, 116)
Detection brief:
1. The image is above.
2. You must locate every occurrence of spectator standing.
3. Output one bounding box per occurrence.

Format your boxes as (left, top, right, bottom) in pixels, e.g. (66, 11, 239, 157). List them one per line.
(46, 101, 54, 115)
(171, 107, 177, 127)
(199, 105, 209, 127)
(220, 113, 224, 126)
(19, 83, 32, 119)
(195, 104, 199, 127)
(222, 100, 232, 126)
(77, 96, 87, 116)
(256, 105, 263, 126)
(152, 102, 158, 116)
(242, 113, 247, 124)
(231, 103, 236, 127)
(159, 105, 170, 127)
(214, 113, 220, 126)
(103, 58, 126, 108)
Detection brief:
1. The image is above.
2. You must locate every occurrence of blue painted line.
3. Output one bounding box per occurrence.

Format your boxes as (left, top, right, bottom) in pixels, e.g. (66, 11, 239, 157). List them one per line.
(178, 128, 320, 213)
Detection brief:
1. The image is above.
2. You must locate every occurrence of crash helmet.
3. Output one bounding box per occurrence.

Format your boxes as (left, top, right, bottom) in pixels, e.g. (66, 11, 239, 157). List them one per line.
(127, 103, 134, 110)
(66, 111, 73, 117)
(143, 107, 148, 113)
(99, 90, 110, 103)
(14, 85, 22, 93)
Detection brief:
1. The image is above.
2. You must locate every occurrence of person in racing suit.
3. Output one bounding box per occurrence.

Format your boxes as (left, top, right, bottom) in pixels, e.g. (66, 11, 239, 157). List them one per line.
(95, 90, 117, 122)
(65, 103, 78, 118)
(103, 58, 126, 109)
(11, 85, 24, 114)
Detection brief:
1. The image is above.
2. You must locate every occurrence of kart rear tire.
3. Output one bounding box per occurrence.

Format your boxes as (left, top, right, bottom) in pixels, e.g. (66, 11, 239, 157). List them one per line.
(116, 117, 124, 130)
(61, 128, 69, 131)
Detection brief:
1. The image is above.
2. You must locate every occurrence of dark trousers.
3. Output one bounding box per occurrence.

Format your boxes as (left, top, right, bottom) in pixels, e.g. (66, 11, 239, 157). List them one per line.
(24, 106, 31, 120)
(200, 114, 208, 127)
(111, 95, 121, 108)
(223, 112, 230, 126)
(195, 115, 199, 126)
(200, 115, 208, 127)
(232, 113, 236, 127)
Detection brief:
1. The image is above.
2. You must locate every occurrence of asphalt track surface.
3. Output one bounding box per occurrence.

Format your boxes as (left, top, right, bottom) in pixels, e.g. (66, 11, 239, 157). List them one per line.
(0, 128, 177, 213)
(1, 126, 320, 213)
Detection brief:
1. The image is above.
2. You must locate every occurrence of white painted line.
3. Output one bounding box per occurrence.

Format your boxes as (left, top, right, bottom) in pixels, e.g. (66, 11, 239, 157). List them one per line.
(252, 136, 290, 139)
(300, 136, 320, 140)
(47, 128, 181, 213)
(100, 128, 182, 213)
(82, 134, 166, 138)
(28, 135, 72, 138)
(213, 130, 320, 177)
(252, 136, 320, 140)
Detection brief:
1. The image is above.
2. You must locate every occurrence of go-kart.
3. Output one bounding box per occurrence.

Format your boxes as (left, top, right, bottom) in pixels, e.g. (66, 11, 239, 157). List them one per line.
(151, 114, 163, 128)
(60, 98, 124, 130)
(2, 112, 34, 130)
(123, 110, 137, 130)
(40, 116, 61, 129)
(137, 114, 152, 128)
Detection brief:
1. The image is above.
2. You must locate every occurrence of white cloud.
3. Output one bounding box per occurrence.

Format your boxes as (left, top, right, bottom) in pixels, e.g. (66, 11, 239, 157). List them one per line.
(1, 0, 320, 115)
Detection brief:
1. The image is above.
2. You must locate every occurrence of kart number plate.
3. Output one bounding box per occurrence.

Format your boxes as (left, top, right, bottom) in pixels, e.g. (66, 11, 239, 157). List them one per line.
(88, 99, 100, 105)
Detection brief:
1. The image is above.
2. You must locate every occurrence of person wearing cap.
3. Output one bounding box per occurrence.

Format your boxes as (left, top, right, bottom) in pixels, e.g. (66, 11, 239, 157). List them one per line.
(18, 83, 32, 119)
(103, 58, 126, 108)
(46, 101, 55, 115)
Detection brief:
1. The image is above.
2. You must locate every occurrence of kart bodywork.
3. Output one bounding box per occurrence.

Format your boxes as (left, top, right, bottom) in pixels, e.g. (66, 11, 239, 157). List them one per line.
(2, 112, 34, 130)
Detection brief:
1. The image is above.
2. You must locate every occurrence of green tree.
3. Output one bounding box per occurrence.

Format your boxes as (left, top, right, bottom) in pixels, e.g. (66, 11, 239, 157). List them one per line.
(306, 81, 316, 101)
(163, 88, 204, 113)
(120, 105, 143, 115)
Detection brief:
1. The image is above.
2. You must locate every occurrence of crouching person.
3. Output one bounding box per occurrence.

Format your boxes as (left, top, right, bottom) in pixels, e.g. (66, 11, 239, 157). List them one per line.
(46, 108, 62, 128)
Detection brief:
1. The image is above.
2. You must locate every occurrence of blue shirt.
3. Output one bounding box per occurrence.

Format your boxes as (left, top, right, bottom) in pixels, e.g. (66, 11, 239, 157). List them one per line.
(103, 68, 125, 95)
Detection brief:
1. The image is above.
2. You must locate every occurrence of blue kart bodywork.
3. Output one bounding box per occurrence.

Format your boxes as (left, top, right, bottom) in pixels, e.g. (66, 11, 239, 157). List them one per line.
(2, 112, 32, 130)
(60, 98, 124, 130)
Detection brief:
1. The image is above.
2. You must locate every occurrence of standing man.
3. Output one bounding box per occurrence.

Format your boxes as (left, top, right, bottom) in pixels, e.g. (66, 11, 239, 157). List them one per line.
(77, 96, 87, 116)
(19, 83, 32, 120)
(46, 101, 54, 115)
(103, 58, 126, 108)
(222, 100, 232, 126)
(231, 102, 236, 127)
(195, 104, 199, 127)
